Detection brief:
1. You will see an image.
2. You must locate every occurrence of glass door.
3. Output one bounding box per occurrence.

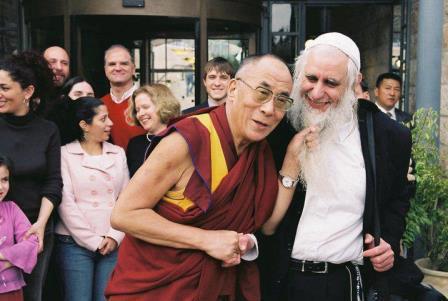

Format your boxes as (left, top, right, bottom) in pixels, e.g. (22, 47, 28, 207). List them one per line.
(150, 38, 195, 110)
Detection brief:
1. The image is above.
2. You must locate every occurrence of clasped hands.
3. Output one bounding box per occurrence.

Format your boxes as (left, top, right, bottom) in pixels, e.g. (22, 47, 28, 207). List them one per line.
(203, 231, 255, 268)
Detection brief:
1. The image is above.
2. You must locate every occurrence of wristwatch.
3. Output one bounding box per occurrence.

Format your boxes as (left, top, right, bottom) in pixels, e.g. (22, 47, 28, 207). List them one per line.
(279, 171, 299, 188)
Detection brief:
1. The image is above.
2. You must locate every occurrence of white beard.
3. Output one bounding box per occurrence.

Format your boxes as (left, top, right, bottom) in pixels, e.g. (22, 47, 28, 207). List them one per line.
(287, 89, 358, 186)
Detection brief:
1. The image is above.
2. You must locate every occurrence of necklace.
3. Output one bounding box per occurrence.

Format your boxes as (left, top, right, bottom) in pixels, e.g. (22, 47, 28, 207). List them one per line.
(143, 134, 153, 162)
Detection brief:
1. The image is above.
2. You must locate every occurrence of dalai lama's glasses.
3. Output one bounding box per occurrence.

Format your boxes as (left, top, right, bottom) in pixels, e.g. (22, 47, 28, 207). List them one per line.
(236, 78, 294, 111)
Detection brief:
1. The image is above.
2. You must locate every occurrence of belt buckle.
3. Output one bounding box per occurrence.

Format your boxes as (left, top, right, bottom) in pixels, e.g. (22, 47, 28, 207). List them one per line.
(300, 260, 305, 272)
(312, 261, 328, 274)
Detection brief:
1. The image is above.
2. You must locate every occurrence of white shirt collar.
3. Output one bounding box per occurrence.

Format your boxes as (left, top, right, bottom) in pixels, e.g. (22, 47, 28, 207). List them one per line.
(110, 84, 138, 104)
(375, 103, 396, 120)
(207, 98, 219, 107)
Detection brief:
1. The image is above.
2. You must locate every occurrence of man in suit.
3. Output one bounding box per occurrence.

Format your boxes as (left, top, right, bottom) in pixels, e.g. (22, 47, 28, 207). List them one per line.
(375, 72, 412, 123)
(183, 57, 234, 114)
(259, 32, 412, 301)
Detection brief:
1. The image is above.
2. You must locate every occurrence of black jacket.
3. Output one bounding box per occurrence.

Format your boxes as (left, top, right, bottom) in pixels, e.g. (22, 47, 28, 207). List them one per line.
(258, 99, 412, 300)
(182, 102, 209, 115)
(395, 108, 412, 124)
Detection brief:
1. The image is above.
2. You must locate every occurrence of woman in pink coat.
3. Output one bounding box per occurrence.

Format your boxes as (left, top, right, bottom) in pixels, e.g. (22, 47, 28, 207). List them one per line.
(54, 97, 129, 301)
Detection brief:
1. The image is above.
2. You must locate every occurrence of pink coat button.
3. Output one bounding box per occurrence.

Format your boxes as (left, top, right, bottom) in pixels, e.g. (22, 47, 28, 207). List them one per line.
(107, 188, 113, 194)
(91, 190, 98, 196)
(92, 202, 99, 208)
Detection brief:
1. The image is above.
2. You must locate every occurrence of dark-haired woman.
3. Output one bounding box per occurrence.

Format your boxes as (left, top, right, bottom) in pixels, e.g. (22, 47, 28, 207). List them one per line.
(54, 97, 129, 301)
(0, 51, 62, 301)
(47, 76, 95, 145)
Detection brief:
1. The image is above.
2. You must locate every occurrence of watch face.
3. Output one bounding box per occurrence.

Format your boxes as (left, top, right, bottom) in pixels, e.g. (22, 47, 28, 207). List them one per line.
(282, 176, 293, 188)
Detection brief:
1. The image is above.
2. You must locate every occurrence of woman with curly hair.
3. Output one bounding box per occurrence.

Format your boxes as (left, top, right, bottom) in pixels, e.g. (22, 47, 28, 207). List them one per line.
(0, 51, 62, 301)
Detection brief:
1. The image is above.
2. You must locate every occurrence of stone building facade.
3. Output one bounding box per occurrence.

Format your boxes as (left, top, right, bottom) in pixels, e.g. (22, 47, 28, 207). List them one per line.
(0, 0, 19, 57)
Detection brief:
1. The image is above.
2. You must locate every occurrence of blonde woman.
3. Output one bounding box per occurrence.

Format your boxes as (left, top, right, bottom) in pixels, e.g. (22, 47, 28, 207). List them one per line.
(126, 84, 180, 176)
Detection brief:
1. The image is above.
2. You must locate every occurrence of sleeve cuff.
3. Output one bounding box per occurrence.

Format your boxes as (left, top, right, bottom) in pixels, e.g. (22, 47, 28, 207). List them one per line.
(241, 234, 259, 261)
(107, 228, 125, 246)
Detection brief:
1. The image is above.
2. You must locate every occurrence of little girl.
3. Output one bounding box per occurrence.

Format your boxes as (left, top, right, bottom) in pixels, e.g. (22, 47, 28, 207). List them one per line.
(0, 155, 38, 301)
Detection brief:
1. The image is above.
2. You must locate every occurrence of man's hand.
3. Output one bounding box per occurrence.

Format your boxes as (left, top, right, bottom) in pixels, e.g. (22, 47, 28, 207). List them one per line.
(202, 230, 240, 265)
(363, 233, 394, 272)
(304, 126, 320, 151)
(285, 126, 319, 159)
(221, 233, 255, 267)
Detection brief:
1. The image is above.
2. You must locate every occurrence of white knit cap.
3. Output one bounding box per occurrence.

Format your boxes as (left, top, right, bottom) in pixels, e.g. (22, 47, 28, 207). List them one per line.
(306, 32, 361, 71)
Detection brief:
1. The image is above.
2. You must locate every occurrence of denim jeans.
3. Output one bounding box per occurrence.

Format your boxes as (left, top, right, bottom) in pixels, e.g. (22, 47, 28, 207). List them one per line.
(55, 235, 118, 301)
(23, 218, 54, 301)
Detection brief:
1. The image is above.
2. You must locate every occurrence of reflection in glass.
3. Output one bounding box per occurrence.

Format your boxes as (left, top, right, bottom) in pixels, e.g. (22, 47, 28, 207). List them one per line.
(151, 71, 195, 110)
(392, 5, 402, 70)
(166, 39, 195, 69)
(272, 4, 293, 32)
(150, 39, 166, 69)
(272, 35, 297, 64)
(151, 39, 195, 70)
(150, 38, 195, 110)
(392, 33, 401, 69)
(208, 39, 247, 69)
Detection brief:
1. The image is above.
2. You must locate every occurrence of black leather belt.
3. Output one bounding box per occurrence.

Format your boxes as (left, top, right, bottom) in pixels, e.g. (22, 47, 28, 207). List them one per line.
(289, 258, 349, 274)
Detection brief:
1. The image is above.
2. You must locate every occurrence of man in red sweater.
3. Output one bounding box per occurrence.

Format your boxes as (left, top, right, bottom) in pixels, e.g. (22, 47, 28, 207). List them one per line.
(102, 45, 145, 149)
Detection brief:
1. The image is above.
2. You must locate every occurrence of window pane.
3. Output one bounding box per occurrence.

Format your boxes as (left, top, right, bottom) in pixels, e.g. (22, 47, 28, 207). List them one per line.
(272, 4, 294, 32)
(150, 39, 166, 69)
(208, 39, 248, 69)
(151, 71, 195, 110)
(166, 39, 195, 70)
(272, 35, 297, 64)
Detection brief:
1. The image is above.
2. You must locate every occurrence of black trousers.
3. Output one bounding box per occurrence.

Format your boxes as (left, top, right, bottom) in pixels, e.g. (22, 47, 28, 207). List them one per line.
(286, 264, 356, 301)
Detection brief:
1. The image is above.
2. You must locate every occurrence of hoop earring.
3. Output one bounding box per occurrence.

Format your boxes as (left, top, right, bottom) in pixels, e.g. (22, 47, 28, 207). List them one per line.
(23, 98, 29, 106)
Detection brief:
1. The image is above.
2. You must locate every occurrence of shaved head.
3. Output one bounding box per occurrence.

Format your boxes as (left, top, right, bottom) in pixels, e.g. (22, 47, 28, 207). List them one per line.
(236, 54, 291, 79)
(43, 46, 70, 87)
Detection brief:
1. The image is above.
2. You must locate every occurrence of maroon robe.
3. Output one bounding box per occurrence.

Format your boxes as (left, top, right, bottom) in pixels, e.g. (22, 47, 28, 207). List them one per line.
(105, 105, 278, 301)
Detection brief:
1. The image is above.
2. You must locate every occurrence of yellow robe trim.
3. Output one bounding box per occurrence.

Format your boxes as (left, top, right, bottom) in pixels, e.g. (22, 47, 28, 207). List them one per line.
(194, 114, 228, 192)
(161, 113, 229, 212)
(162, 189, 194, 211)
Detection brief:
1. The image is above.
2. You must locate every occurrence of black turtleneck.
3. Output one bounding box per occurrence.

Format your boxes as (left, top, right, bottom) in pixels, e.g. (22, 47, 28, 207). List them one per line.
(0, 111, 62, 223)
(126, 134, 154, 177)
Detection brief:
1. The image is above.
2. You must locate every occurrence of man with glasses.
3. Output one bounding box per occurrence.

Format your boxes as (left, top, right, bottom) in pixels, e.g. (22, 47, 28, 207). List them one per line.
(105, 54, 311, 300)
(258, 33, 412, 301)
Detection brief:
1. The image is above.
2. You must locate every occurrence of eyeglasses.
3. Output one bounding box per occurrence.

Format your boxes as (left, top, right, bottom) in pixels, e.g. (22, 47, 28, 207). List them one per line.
(236, 78, 294, 111)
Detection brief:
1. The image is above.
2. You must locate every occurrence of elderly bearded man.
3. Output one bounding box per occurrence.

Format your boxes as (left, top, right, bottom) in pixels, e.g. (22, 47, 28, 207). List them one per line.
(105, 54, 313, 301)
(259, 33, 412, 301)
